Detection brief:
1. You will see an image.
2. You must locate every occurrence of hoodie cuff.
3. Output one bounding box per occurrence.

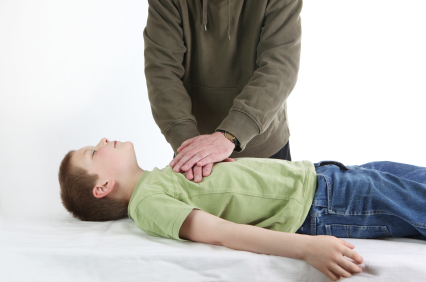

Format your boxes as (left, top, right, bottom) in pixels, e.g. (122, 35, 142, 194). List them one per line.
(217, 110, 259, 152)
(166, 121, 200, 154)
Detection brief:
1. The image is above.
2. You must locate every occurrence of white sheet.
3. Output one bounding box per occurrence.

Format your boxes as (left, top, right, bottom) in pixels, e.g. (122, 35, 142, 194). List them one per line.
(1, 217, 425, 281)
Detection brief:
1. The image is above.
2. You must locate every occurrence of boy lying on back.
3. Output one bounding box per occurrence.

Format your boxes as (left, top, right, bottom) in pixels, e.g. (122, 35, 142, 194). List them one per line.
(59, 138, 426, 281)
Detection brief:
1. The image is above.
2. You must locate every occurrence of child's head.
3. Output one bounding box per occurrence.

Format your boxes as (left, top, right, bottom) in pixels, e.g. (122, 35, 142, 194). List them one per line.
(58, 138, 140, 221)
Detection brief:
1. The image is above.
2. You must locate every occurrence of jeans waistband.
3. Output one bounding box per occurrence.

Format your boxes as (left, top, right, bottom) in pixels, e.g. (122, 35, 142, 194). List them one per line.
(314, 161, 348, 171)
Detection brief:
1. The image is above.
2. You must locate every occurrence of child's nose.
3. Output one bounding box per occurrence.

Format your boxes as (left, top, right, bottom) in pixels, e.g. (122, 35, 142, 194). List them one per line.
(99, 138, 109, 146)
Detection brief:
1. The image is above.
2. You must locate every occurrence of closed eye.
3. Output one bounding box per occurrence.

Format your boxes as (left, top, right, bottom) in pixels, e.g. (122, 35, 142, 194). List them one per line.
(92, 150, 96, 158)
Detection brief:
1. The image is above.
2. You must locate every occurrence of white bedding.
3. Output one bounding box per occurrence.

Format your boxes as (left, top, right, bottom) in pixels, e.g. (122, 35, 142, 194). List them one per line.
(1, 217, 425, 282)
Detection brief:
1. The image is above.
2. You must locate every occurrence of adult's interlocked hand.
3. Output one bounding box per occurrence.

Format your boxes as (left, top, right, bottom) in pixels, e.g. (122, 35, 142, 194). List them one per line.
(169, 131, 235, 183)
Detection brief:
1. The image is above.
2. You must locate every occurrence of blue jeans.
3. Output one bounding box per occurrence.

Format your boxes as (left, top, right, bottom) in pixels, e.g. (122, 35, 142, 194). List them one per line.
(297, 161, 426, 240)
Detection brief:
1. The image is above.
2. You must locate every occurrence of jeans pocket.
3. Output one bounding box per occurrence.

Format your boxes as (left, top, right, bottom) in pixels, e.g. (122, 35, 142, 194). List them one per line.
(325, 224, 391, 238)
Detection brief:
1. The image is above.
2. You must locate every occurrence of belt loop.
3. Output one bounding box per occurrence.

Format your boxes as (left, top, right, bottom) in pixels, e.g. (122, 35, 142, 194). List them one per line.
(317, 161, 348, 172)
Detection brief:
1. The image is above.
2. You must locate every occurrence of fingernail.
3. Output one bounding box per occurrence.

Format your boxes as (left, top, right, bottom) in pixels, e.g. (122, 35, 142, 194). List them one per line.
(170, 162, 175, 166)
(183, 166, 187, 170)
(195, 175, 200, 181)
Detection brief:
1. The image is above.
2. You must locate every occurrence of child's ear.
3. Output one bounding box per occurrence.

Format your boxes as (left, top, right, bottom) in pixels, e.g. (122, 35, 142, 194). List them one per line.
(93, 180, 116, 199)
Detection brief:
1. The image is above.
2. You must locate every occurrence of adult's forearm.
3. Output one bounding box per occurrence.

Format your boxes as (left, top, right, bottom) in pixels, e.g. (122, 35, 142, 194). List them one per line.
(217, 0, 302, 150)
(164, 121, 200, 153)
(144, 0, 200, 151)
(216, 221, 308, 260)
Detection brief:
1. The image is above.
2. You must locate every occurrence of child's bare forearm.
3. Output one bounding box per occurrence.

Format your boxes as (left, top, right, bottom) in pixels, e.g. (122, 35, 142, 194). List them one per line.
(180, 210, 363, 281)
(215, 222, 363, 281)
(216, 221, 308, 259)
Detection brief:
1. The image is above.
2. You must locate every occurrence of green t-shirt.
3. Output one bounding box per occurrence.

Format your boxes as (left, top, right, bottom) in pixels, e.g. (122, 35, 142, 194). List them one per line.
(128, 158, 317, 241)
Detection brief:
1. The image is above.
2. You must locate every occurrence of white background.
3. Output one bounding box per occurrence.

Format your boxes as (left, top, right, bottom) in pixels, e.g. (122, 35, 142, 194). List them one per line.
(0, 0, 425, 221)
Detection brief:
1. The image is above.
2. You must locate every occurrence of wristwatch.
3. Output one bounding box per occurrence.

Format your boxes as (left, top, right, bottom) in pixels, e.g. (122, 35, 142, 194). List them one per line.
(216, 130, 240, 149)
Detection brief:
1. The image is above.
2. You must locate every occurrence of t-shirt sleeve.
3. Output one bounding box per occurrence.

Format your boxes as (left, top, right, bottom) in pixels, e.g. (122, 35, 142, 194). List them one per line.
(131, 193, 197, 241)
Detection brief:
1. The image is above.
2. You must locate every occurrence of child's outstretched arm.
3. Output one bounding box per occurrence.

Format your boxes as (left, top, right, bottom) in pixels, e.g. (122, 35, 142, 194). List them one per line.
(180, 210, 363, 281)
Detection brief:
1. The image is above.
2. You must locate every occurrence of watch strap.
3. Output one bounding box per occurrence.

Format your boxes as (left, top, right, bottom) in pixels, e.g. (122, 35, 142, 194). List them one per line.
(216, 130, 240, 148)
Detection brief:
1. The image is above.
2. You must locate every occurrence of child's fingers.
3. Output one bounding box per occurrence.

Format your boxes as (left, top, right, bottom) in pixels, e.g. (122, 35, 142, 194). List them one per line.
(324, 269, 340, 281)
(330, 264, 352, 279)
(343, 248, 364, 265)
(341, 239, 355, 249)
(338, 256, 363, 274)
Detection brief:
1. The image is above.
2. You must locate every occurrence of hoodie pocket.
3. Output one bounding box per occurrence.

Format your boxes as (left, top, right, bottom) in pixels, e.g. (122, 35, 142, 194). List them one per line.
(185, 83, 244, 134)
(184, 82, 286, 146)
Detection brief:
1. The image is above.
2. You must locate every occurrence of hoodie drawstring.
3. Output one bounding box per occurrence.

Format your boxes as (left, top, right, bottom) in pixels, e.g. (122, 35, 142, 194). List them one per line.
(228, 0, 230, 40)
(203, 0, 231, 40)
(203, 0, 208, 31)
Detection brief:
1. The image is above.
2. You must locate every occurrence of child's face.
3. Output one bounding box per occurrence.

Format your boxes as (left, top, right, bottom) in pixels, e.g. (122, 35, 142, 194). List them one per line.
(72, 138, 138, 181)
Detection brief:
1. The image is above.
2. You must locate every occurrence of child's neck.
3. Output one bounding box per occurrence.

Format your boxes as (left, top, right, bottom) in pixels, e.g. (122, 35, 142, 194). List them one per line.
(122, 168, 145, 202)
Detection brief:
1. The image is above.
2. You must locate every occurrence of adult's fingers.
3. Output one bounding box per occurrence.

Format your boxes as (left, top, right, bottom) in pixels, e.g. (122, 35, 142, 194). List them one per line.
(193, 165, 203, 183)
(177, 137, 196, 153)
(171, 139, 198, 167)
(171, 133, 234, 172)
(185, 167, 194, 180)
(171, 145, 202, 172)
(202, 163, 214, 177)
(170, 151, 185, 168)
(196, 154, 219, 167)
(181, 151, 212, 172)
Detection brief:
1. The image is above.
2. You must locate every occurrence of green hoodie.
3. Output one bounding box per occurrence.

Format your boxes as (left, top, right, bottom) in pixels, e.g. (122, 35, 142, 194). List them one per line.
(144, 0, 302, 157)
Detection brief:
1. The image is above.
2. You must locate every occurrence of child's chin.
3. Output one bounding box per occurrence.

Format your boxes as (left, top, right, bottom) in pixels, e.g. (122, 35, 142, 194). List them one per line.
(121, 141, 134, 147)
(123, 141, 135, 151)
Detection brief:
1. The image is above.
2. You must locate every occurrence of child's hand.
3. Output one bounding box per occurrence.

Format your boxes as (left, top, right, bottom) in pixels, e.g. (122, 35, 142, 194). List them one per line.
(302, 235, 363, 281)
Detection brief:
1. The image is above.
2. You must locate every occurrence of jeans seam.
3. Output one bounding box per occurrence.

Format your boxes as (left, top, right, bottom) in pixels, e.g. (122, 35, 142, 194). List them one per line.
(328, 210, 426, 230)
(314, 174, 329, 208)
(311, 215, 316, 235)
(322, 174, 333, 213)
(325, 224, 392, 237)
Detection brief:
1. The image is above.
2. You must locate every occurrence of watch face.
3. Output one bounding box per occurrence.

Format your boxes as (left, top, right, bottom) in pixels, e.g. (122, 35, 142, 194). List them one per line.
(225, 132, 234, 140)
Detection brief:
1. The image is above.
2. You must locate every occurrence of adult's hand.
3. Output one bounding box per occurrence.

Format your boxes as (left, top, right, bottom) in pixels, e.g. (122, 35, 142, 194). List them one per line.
(180, 157, 235, 183)
(169, 132, 235, 182)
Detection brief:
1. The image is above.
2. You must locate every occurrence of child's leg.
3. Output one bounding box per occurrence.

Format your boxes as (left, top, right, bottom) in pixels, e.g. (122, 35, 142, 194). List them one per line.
(357, 161, 426, 183)
(302, 161, 426, 240)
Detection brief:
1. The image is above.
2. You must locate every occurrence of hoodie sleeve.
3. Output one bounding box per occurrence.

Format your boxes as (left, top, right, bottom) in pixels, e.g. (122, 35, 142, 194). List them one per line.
(217, 0, 302, 152)
(144, 0, 200, 153)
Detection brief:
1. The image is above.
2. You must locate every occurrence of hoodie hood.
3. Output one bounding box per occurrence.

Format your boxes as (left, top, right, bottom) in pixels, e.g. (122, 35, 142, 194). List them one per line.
(203, 0, 231, 40)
